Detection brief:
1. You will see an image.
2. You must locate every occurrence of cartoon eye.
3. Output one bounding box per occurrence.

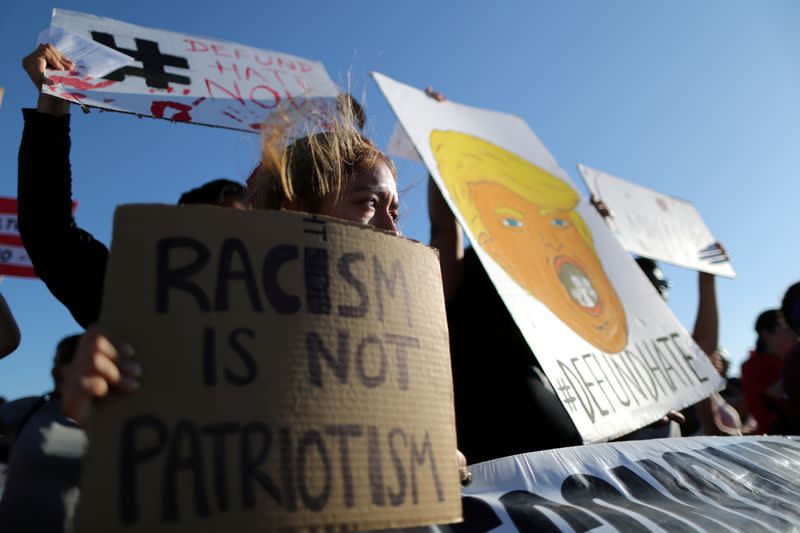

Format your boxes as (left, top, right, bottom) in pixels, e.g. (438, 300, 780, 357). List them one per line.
(501, 217, 523, 228)
(551, 217, 569, 228)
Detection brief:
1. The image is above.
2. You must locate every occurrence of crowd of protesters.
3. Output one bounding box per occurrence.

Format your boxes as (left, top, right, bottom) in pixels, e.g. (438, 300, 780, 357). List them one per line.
(0, 43, 798, 531)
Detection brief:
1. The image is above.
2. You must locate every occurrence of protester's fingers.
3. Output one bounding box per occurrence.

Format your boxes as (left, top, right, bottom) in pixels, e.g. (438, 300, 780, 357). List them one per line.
(80, 374, 110, 398)
(41, 45, 67, 71)
(119, 359, 143, 379)
(666, 410, 686, 425)
(22, 45, 50, 87)
(84, 325, 135, 361)
(117, 360, 143, 393)
(86, 330, 141, 393)
(117, 376, 141, 394)
(90, 350, 122, 386)
(425, 86, 446, 102)
(42, 43, 74, 70)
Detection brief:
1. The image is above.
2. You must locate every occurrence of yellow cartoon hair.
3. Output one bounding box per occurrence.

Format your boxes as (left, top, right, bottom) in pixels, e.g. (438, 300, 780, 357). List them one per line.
(430, 129, 592, 246)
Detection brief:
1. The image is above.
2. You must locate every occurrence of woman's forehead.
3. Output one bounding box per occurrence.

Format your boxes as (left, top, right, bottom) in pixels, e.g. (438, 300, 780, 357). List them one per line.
(352, 161, 398, 191)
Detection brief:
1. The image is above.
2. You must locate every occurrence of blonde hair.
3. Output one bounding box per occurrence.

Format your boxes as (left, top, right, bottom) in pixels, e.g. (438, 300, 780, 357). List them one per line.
(430, 129, 593, 246)
(249, 97, 395, 212)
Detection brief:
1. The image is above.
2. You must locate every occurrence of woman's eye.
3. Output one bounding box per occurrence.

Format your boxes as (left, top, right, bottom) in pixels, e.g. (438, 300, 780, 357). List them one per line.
(501, 217, 523, 228)
(551, 217, 569, 228)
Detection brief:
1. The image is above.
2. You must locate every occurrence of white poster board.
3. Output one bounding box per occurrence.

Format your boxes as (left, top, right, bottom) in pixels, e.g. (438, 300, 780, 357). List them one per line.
(387, 122, 422, 162)
(42, 9, 340, 132)
(372, 72, 723, 443)
(578, 164, 735, 278)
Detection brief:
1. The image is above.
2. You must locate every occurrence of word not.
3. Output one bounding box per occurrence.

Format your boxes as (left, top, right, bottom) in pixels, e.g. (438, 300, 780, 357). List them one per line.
(119, 417, 445, 524)
(306, 329, 420, 390)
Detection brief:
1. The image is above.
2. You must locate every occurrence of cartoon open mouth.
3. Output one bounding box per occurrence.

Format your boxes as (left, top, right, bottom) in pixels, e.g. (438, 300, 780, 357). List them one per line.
(555, 256, 603, 316)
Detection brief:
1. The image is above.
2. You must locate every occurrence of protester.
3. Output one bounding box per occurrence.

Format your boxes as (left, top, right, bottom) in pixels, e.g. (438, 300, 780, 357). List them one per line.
(0, 292, 20, 359)
(425, 87, 583, 463)
(583, 195, 737, 437)
(740, 309, 795, 433)
(12, 45, 408, 530)
(63, 99, 400, 419)
(779, 282, 800, 434)
(18, 44, 247, 330)
(633, 251, 743, 436)
(0, 335, 83, 532)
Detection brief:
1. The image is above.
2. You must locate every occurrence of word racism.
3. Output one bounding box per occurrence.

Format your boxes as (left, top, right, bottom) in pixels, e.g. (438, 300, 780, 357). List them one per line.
(553, 334, 714, 425)
(455, 438, 800, 532)
(115, 216, 447, 524)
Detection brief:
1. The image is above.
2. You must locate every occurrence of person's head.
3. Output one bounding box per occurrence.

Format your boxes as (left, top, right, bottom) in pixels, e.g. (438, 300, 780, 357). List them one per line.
(336, 93, 366, 131)
(782, 282, 800, 332)
(635, 257, 669, 300)
(252, 123, 399, 234)
(51, 334, 81, 393)
(430, 129, 628, 353)
(178, 179, 247, 209)
(754, 308, 796, 356)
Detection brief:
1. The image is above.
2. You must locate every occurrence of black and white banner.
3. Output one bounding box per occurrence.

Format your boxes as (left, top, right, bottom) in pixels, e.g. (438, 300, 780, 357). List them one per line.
(412, 436, 800, 532)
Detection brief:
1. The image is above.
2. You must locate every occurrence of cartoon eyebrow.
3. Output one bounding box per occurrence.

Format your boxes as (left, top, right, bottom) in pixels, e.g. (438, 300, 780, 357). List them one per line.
(495, 207, 524, 219)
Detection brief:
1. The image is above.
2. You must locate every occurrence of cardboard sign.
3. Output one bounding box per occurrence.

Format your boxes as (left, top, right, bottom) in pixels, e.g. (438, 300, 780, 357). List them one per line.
(73, 206, 461, 532)
(449, 436, 800, 532)
(372, 72, 723, 443)
(578, 164, 736, 278)
(43, 9, 340, 132)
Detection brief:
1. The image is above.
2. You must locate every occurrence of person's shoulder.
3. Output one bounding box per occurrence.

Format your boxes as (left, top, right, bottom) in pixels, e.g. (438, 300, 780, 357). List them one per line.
(0, 396, 44, 426)
(785, 343, 800, 366)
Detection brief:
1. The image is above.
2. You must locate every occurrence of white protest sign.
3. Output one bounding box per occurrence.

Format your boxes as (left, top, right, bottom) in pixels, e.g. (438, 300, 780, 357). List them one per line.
(578, 164, 736, 278)
(372, 72, 723, 443)
(42, 9, 340, 132)
(387, 122, 422, 162)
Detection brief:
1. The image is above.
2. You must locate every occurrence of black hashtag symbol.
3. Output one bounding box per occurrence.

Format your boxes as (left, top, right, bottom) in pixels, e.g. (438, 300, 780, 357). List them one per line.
(556, 378, 578, 413)
(91, 32, 190, 89)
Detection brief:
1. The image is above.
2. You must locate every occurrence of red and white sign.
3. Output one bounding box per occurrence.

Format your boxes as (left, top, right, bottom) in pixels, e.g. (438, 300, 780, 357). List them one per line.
(42, 9, 340, 133)
(0, 198, 77, 279)
(0, 198, 34, 278)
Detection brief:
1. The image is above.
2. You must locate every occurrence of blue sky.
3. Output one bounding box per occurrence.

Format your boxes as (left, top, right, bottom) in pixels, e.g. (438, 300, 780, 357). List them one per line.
(0, 0, 798, 399)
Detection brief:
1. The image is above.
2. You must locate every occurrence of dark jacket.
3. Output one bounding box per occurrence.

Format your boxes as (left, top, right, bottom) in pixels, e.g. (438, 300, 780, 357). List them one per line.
(18, 109, 107, 328)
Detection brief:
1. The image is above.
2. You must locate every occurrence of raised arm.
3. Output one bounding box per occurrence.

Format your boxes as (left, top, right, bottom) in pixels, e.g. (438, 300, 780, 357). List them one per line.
(423, 87, 466, 302)
(428, 177, 465, 302)
(692, 271, 718, 356)
(18, 45, 108, 328)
